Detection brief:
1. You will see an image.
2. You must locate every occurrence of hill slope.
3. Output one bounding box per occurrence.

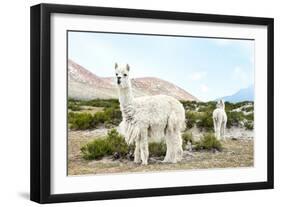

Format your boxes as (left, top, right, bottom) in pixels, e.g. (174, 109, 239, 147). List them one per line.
(217, 85, 254, 103)
(68, 60, 199, 101)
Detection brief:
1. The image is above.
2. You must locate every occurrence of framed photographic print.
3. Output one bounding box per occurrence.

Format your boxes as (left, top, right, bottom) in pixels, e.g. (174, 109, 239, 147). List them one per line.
(30, 3, 274, 203)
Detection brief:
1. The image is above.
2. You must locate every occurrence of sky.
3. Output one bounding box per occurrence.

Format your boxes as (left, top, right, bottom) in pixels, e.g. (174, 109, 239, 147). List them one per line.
(68, 31, 254, 101)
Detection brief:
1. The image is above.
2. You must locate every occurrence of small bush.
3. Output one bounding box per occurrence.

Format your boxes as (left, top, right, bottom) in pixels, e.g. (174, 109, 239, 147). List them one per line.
(68, 106, 122, 130)
(226, 111, 244, 128)
(104, 107, 122, 125)
(197, 102, 215, 113)
(242, 106, 254, 113)
(149, 142, 167, 157)
(81, 129, 129, 160)
(77, 99, 120, 108)
(185, 111, 197, 129)
(81, 138, 112, 160)
(68, 102, 82, 111)
(80, 129, 172, 160)
(244, 121, 254, 130)
(196, 112, 213, 131)
(107, 129, 129, 156)
(195, 133, 222, 151)
(68, 112, 94, 130)
(224, 102, 236, 111)
(182, 132, 194, 147)
(244, 113, 254, 122)
(92, 111, 108, 126)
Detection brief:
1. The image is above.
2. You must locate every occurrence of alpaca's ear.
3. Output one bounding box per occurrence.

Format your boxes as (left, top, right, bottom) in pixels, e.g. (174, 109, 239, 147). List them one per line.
(221, 100, 225, 109)
(126, 64, 130, 72)
(115, 63, 118, 70)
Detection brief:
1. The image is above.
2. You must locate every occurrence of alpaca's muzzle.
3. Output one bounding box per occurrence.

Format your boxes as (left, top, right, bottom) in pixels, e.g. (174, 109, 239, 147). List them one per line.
(117, 77, 121, 84)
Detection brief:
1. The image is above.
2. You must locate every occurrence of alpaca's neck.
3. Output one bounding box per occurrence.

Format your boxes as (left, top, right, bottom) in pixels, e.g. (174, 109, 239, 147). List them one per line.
(118, 86, 135, 122)
(118, 87, 134, 109)
(220, 105, 225, 110)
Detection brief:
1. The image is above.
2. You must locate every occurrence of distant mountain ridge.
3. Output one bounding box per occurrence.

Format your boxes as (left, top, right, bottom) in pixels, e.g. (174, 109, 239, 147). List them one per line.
(217, 85, 254, 103)
(68, 60, 199, 101)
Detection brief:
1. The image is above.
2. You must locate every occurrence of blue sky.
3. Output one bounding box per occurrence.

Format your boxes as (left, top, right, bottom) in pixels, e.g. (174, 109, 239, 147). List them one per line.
(68, 31, 254, 101)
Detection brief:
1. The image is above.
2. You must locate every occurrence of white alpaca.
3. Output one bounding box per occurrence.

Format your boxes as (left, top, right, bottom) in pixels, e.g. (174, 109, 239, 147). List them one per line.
(212, 100, 227, 140)
(115, 63, 185, 165)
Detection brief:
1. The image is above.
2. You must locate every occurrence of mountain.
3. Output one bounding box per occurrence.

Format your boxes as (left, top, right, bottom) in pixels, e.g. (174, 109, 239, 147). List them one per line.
(68, 60, 199, 101)
(217, 85, 254, 103)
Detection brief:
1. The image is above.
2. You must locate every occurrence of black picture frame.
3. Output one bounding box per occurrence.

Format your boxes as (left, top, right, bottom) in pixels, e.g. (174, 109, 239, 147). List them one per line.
(30, 3, 274, 204)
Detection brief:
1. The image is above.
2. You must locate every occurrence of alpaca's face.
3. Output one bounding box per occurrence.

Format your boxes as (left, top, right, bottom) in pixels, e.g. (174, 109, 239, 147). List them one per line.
(114, 63, 130, 89)
(216, 100, 225, 109)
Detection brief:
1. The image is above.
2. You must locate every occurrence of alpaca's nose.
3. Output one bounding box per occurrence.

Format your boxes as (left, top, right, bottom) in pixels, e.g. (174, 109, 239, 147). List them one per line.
(117, 77, 121, 84)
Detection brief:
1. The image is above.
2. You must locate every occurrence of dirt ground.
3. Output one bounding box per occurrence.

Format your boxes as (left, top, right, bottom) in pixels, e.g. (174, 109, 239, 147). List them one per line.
(67, 129, 254, 176)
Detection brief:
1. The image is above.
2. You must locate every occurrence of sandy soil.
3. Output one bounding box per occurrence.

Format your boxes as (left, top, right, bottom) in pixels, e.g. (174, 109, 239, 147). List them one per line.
(67, 128, 254, 176)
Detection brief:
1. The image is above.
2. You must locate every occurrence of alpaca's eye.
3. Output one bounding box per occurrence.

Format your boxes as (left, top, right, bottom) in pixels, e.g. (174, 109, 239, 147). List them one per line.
(115, 73, 118, 76)
(124, 74, 127, 77)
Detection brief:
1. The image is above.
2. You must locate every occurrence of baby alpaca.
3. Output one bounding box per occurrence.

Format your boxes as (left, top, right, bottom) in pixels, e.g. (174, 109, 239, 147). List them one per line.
(212, 100, 227, 140)
(115, 63, 186, 165)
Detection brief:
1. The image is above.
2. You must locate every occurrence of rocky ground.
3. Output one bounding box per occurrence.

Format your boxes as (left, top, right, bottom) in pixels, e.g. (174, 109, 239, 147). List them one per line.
(67, 128, 254, 176)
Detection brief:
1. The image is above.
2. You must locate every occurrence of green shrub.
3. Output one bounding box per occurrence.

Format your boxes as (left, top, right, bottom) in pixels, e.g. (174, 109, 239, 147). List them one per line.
(196, 112, 213, 131)
(107, 129, 129, 156)
(68, 102, 81, 111)
(226, 111, 244, 128)
(182, 132, 194, 148)
(68, 111, 76, 123)
(104, 107, 122, 125)
(81, 138, 112, 160)
(224, 102, 235, 111)
(242, 106, 254, 113)
(81, 129, 129, 160)
(197, 102, 208, 107)
(185, 111, 197, 129)
(149, 142, 167, 157)
(68, 112, 94, 130)
(245, 121, 254, 130)
(197, 102, 215, 113)
(68, 105, 122, 130)
(80, 129, 172, 160)
(77, 99, 120, 108)
(244, 113, 254, 122)
(236, 101, 252, 108)
(195, 133, 222, 151)
(92, 111, 108, 126)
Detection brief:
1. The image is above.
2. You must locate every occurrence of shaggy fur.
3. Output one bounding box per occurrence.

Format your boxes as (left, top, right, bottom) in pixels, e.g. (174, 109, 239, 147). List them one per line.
(115, 63, 185, 165)
(212, 100, 227, 140)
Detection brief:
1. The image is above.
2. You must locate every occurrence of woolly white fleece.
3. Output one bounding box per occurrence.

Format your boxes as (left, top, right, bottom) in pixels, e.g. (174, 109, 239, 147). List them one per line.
(213, 100, 227, 140)
(115, 63, 185, 165)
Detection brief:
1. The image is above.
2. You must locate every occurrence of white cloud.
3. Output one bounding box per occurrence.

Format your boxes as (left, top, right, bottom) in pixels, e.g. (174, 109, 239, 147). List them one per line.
(233, 66, 248, 83)
(200, 84, 209, 93)
(189, 71, 207, 81)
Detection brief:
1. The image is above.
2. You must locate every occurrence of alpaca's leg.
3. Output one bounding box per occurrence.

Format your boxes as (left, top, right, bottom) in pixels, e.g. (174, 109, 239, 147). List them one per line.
(163, 111, 183, 163)
(163, 130, 182, 163)
(221, 121, 226, 140)
(175, 131, 183, 162)
(139, 129, 149, 165)
(216, 120, 222, 140)
(163, 131, 173, 163)
(134, 137, 141, 164)
(213, 118, 218, 138)
(164, 133, 182, 163)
